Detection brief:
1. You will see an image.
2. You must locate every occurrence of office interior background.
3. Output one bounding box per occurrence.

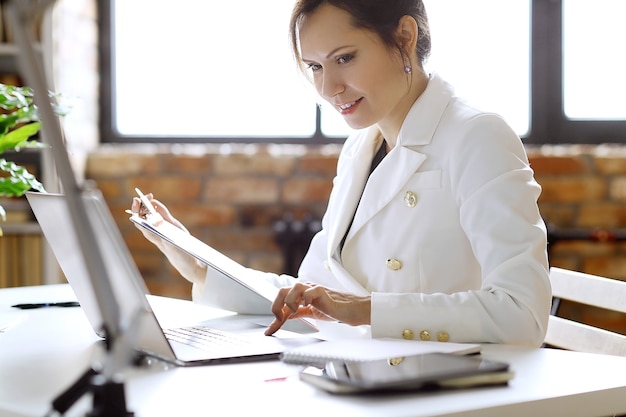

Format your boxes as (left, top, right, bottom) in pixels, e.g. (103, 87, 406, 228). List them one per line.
(1, 0, 625, 335)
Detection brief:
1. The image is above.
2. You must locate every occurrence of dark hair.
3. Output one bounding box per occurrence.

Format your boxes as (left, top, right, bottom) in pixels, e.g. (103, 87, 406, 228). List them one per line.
(289, 0, 431, 72)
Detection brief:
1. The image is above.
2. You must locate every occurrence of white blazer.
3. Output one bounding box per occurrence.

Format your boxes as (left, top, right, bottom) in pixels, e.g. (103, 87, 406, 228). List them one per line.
(197, 74, 551, 347)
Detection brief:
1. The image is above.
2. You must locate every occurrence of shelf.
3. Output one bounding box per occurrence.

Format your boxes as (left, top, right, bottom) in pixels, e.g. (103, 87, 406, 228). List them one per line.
(0, 221, 41, 234)
(0, 7, 59, 286)
(0, 43, 42, 74)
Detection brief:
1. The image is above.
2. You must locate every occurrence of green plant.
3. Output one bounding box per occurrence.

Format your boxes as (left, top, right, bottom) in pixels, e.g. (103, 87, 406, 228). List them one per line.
(0, 83, 59, 236)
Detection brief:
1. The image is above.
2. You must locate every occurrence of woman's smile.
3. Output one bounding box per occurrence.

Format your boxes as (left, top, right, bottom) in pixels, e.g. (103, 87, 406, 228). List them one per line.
(338, 98, 363, 115)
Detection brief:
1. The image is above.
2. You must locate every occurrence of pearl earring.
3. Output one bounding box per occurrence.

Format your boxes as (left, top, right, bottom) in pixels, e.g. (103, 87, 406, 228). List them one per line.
(404, 65, 412, 74)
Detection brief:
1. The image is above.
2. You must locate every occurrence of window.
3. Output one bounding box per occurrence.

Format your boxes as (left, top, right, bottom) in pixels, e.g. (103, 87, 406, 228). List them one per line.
(98, 0, 626, 144)
(562, 0, 626, 120)
(426, 0, 530, 136)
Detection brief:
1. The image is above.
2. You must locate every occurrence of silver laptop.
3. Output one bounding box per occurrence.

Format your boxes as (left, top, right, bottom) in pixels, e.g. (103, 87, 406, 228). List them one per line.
(26, 191, 315, 366)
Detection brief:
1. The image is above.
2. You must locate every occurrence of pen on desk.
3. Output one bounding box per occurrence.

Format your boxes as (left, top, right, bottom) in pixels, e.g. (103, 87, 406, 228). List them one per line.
(11, 301, 80, 310)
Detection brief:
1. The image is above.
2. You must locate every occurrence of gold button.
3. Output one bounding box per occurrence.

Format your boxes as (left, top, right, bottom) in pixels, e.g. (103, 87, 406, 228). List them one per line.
(437, 332, 450, 342)
(402, 329, 414, 340)
(386, 258, 403, 271)
(419, 330, 431, 341)
(387, 357, 404, 366)
(404, 191, 417, 208)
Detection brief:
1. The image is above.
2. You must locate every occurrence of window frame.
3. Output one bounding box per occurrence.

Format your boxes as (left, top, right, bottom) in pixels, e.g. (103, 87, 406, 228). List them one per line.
(97, 0, 626, 145)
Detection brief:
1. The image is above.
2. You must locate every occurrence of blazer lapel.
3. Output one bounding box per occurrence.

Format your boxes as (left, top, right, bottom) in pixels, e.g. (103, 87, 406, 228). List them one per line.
(326, 127, 383, 257)
(345, 146, 427, 243)
(342, 73, 453, 246)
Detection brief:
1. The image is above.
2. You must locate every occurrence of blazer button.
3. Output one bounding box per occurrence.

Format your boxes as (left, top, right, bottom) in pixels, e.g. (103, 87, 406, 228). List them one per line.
(402, 329, 414, 340)
(437, 332, 450, 342)
(386, 258, 403, 271)
(404, 191, 418, 208)
(388, 357, 404, 366)
(419, 330, 431, 341)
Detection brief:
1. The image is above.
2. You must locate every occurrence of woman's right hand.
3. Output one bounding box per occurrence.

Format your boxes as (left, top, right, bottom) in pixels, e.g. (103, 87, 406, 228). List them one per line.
(130, 193, 207, 286)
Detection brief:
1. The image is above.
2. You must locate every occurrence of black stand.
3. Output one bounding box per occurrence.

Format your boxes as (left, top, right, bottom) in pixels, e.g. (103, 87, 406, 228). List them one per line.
(87, 375, 134, 417)
(50, 366, 134, 417)
(48, 327, 137, 417)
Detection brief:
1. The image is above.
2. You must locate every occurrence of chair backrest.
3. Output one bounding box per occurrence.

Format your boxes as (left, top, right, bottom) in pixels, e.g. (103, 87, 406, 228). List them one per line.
(546, 267, 626, 356)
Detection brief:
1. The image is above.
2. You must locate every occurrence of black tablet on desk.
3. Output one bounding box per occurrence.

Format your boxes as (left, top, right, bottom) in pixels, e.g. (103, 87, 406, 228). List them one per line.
(299, 352, 513, 394)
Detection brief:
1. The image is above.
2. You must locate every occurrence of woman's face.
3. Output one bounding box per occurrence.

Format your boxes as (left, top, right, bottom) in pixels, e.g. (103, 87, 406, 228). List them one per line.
(298, 4, 410, 131)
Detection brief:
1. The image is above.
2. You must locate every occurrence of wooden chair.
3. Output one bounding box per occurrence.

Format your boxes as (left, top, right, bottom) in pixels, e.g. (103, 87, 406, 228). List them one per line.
(545, 267, 626, 356)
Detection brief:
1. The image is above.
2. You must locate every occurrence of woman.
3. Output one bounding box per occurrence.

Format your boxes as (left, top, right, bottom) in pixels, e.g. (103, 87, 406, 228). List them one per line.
(133, 0, 551, 346)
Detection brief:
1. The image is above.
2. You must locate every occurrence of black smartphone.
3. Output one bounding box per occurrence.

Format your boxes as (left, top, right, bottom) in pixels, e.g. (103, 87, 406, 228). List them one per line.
(299, 352, 513, 394)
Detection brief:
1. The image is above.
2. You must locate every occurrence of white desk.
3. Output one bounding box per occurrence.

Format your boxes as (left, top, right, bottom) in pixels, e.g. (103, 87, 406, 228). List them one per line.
(2, 284, 626, 417)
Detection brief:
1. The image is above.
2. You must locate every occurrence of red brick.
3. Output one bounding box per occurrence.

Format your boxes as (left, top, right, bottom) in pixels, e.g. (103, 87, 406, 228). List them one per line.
(163, 154, 213, 175)
(282, 178, 332, 204)
(165, 203, 237, 227)
(540, 205, 577, 227)
(86, 152, 159, 177)
(549, 240, 617, 258)
(205, 178, 279, 204)
(299, 154, 338, 176)
(578, 203, 626, 228)
(248, 254, 284, 275)
(125, 177, 202, 201)
(214, 154, 295, 176)
(609, 177, 626, 201)
(594, 156, 626, 175)
(92, 178, 123, 200)
(583, 258, 626, 281)
(529, 155, 590, 175)
(538, 177, 606, 203)
(146, 280, 192, 300)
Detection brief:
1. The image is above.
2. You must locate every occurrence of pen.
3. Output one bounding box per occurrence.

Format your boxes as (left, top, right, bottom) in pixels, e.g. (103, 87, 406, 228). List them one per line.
(134, 187, 159, 217)
(11, 301, 80, 310)
(133, 187, 164, 224)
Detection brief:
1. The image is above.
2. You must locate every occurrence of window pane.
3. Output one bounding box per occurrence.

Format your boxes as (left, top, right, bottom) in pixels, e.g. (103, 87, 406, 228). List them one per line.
(113, 1, 315, 138)
(112, 1, 530, 140)
(425, 0, 530, 136)
(563, 0, 626, 120)
(320, 101, 355, 137)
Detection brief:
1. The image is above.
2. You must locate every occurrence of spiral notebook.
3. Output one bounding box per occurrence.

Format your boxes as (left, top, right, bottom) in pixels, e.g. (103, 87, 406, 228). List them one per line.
(280, 338, 482, 366)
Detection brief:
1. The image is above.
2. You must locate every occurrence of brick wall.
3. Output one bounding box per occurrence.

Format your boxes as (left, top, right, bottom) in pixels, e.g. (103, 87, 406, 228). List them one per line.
(86, 143, 341, 299)
(86, 143, 626, 334)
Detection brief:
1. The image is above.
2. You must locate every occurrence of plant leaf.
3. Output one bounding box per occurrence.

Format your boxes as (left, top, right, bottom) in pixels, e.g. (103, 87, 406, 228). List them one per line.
(0, 158, 46, 196)
(0, 122, 42, 153)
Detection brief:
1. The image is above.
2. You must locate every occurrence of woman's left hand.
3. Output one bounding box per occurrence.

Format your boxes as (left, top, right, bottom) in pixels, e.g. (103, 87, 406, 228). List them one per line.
(264, 282, 371, 336)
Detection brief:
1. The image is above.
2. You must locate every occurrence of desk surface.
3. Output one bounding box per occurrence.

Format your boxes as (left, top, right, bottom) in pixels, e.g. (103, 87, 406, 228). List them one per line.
(2, 284, 626, 417)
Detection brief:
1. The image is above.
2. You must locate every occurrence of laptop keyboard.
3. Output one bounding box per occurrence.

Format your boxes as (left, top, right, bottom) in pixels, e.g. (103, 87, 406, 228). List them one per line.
(163, 326, 253, 350)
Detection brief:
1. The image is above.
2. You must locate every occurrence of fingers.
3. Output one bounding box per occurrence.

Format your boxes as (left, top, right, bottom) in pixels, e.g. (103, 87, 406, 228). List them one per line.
(267, 284, 308, 335)
(264, 304, 319, 336)
(131, 195, 156, 219)
(265, 305, 291, 336)
(271, 283, 311, 316)
(266, 283, 331, 335)
(131, 196, 141, 213)
(130, 193, 188, 231)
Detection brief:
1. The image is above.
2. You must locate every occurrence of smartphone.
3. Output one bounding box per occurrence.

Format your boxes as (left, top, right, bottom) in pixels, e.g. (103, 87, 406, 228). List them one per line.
(299, 352, 513, 394)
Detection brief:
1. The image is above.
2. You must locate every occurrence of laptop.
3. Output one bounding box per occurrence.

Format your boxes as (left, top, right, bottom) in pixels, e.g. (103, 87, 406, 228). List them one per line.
(25, 190, 317, 366)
